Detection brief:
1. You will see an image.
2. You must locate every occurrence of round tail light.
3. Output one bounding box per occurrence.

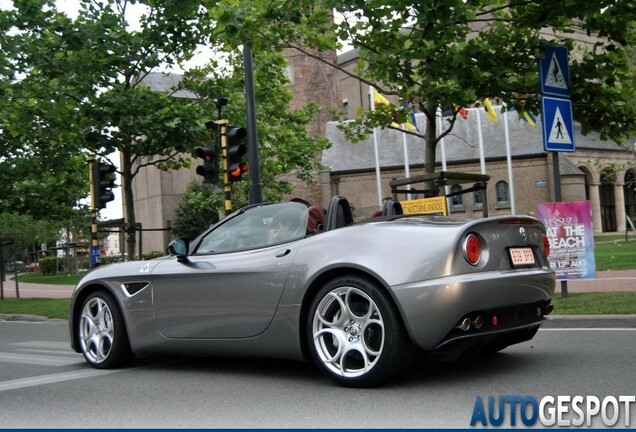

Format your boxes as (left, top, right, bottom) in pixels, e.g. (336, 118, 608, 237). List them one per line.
(463, 234, 482, 266)
(541, 234, 550, 257)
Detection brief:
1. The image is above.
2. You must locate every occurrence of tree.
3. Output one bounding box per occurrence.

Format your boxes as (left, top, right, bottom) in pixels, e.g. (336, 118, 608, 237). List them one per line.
(172, 182, 222, 240)
(1, 0, 215, 258)
(0, 213, 62, 261)
(212, 0, 636, 174)
(2, 0, 331, 260)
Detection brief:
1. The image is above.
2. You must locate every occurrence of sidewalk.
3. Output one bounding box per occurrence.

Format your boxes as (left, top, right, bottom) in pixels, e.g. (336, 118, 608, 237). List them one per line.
(0, 279, 74, 299)
(1, 270, 636, 300)
(558, 270, 636, 293)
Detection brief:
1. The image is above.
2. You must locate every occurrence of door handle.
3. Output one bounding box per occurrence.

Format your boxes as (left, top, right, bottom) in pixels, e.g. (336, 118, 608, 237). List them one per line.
(275, 249, 291, 258)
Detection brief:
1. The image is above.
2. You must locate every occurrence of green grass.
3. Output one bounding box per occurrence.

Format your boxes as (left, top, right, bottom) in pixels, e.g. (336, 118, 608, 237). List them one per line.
(15, 272, 83, 285)
(594, 240, 636, 271)
(0, 298, 69, 319)
(551, 292, 636, 315)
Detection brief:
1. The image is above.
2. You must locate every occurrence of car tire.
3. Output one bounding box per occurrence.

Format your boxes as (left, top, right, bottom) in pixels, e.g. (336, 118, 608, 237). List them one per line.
(307, 275, 414, 387)
(78, 290, 133, 369)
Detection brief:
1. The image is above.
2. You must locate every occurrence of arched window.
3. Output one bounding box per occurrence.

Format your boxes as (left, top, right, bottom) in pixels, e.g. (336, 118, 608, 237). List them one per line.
(473, 184, 484, 209)
(496, 181, 510, 206)
(450, 184, 463, 210)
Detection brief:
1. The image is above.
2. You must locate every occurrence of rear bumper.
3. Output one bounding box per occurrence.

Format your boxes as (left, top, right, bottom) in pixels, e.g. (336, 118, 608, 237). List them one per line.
(391, 269, 555, 350)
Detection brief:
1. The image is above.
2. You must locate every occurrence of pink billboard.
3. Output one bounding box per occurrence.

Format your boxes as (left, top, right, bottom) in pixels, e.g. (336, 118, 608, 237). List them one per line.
(535, 200, 596, 280)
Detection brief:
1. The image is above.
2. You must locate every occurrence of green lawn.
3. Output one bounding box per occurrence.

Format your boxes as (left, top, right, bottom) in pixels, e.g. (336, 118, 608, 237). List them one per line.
(551, 291, 636, 315)
(0, 298, 69, 320)
(594, 240, 636, 271)
(15, 272, 84, 285)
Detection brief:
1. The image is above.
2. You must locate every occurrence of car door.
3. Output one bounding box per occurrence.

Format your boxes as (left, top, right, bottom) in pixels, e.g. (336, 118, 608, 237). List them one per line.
(151, 202, 308, 339)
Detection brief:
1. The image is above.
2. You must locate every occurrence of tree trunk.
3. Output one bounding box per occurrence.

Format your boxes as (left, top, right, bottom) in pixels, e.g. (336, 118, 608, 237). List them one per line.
(121, 145, 136, 261)
(423, 106, 438, 175)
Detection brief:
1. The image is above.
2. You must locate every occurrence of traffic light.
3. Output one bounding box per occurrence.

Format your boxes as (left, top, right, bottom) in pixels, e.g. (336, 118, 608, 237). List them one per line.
(195, 146, 219, 184)
(226, 126, 248, 182)
(92, 161, 116, 209)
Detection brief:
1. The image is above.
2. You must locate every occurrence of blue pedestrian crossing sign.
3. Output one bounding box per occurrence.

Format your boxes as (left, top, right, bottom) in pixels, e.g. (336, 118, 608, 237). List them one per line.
(539, 45, 571, 97)
(541, 97, 575, 152)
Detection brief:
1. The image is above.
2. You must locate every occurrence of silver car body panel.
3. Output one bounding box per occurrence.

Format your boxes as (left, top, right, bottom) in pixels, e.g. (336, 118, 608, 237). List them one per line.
(69, 206, 555, 361)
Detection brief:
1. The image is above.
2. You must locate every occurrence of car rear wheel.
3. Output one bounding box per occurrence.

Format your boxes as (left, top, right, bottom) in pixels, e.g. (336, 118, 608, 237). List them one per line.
(308, 275, 413, 387)
(78, 290, 133, 369)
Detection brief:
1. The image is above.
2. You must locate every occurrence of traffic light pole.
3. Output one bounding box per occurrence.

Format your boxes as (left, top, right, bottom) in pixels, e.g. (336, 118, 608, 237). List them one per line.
(217, 119, 233, 213)
(243, 45, 263, 205)
(88, 157, 100, 269)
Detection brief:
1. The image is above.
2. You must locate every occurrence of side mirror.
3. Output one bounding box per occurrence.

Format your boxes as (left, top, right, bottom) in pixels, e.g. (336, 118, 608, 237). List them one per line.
(168, 238, 190, 262)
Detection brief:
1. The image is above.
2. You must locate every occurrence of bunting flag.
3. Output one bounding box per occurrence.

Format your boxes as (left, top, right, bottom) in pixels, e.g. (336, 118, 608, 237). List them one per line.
(522, 110, 537, 127)
(483, 98, 498, 123)
(373, 91, 392, 107)
(373, 90, 417, 131)
(507, 100, 537, 127)
(404, 102, 419, 131)
(453, 104, 469, 120)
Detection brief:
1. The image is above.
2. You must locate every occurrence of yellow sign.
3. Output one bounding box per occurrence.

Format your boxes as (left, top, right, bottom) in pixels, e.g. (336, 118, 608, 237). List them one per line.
(401, 197, 447, 215)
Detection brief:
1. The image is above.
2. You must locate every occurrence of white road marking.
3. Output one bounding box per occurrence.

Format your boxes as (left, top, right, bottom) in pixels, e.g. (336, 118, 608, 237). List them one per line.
(0, 352, 80, 366)
(0, 369, 122, 392)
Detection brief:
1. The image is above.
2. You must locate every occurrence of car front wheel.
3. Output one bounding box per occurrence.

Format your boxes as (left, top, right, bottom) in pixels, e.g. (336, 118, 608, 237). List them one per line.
(308, 276, 413, 387)
(78, 290, 133, 369)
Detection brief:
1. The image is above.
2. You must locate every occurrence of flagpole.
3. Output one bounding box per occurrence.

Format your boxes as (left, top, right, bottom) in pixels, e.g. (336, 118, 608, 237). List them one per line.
(503, 106, 516, 215)
(476, 108, 486, 175)
(370, 86, 383, 207)
(436, 108, 450, 207)
(401, 123, 412, 200)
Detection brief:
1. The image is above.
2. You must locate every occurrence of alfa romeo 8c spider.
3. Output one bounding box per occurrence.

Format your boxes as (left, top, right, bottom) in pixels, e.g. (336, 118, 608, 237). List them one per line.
(70, 196, 555, 387)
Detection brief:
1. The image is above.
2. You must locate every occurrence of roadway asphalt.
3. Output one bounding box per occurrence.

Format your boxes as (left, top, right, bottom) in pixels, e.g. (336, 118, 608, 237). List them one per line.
(1, 270, 636, 299)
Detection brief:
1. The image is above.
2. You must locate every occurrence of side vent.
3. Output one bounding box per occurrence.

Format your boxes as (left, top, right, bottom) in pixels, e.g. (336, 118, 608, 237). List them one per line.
(122, 282, 149, 296)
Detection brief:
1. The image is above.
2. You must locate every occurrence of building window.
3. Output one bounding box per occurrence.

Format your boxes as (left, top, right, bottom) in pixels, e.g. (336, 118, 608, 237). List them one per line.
(342, 99, 349, 120)
(473, 184, 483, 209)
(496, 181, 510, 206)
(450, 184, 463, 210)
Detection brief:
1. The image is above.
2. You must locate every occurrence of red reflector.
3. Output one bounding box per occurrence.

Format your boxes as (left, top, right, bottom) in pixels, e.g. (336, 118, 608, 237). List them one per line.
(463, 234, 481, 265)
(492, 315, 498, 326)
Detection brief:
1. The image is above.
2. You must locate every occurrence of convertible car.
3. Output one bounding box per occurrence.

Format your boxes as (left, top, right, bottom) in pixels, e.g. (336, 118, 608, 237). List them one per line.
(69, 196, 555, 387)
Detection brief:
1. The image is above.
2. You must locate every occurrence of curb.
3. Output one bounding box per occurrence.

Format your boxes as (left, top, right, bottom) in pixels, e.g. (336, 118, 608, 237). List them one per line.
(0, 314, 66, 322)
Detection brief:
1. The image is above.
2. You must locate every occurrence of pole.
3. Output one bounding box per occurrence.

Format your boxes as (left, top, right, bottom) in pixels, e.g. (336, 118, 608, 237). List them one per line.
(218, 119, 233, 213)
(437, 107, 450, 207)
(369, 87, 383, 207)
(243, 45, 263, 205)
(503, 108, 516, 215)
(552, 151, 568, 297)
(476, 108, 486, 175)
(88, 157, 100, 269)
(401, 124, 412, 200)
(12, 253, 19, 299)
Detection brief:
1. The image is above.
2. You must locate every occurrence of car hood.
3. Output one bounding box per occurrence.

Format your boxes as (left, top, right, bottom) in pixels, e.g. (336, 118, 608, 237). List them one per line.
(77, 259, 166, 287)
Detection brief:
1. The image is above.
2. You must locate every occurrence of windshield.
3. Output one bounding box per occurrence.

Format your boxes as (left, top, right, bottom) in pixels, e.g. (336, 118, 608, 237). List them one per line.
(193, 202, 310, 254)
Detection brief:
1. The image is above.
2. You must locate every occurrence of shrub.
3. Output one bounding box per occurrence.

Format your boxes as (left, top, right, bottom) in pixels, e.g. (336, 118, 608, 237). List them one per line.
(142, 251, 164, 260)
(38, 257, 60, 276)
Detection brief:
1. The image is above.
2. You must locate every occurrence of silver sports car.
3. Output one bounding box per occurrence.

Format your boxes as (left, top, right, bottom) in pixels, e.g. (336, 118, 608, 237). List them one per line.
(69, 196, 555, 387)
